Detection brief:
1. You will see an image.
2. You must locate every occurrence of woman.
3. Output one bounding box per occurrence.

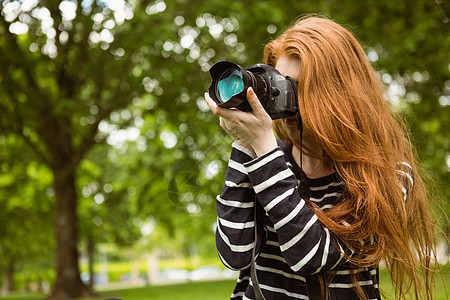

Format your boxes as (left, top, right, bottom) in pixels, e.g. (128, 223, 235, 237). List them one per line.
(205, 16, 436, 299)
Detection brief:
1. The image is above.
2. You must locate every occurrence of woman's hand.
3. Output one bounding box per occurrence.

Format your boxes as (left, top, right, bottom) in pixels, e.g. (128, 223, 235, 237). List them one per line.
(204, 87, 278, 156)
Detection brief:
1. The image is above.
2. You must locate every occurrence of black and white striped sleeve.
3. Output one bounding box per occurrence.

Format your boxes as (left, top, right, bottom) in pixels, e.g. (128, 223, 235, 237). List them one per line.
(215, 142, 257, 270)
(396, 162, 414, 201)
(243, 147, 351, 275)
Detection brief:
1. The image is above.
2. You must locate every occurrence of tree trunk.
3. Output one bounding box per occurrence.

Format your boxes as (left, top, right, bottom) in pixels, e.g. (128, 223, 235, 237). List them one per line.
(87, 236, 95, 289)
(46, 169, 94, 300)
(0, 260, 14, 295)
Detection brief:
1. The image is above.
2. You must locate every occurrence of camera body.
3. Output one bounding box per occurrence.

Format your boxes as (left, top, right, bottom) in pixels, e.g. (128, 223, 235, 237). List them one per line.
(208, 61, 298, 120)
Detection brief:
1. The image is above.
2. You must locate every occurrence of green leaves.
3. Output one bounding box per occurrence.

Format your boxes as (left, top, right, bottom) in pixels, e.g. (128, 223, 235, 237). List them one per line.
(0, 0, 448, 293)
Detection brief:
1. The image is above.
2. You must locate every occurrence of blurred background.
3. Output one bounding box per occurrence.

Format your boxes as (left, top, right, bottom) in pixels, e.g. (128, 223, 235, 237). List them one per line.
(0, 0, 448, 299)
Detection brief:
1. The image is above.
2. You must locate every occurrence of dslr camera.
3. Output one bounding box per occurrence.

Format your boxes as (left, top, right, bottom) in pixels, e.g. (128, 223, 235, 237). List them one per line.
(208, 61, 299, 120)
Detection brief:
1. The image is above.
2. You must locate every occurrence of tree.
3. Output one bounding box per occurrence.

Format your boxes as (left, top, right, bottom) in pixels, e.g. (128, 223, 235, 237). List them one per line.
(0, 0, 152, 297)
(0, 0, 239, 297)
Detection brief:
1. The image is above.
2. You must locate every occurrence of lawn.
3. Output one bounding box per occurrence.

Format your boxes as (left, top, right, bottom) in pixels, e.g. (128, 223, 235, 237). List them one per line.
(94, 279, 236, 300)
(1, 266, 448, 300)
(0, 280, 236, 300)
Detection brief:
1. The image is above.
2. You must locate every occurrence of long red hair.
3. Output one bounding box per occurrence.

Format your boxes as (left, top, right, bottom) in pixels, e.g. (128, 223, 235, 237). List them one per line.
(264, 16, 436, 299)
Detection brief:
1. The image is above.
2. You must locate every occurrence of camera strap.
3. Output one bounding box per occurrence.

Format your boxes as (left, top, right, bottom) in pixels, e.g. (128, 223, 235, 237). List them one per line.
(251, 200, 266, 300)
(296, 111, 305, 182)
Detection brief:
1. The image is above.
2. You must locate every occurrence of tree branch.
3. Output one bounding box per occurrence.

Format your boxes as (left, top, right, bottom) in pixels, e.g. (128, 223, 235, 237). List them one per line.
(0, 66, 52, 166)
(71, 97, 133, 168)
(0, 17, 47, 105)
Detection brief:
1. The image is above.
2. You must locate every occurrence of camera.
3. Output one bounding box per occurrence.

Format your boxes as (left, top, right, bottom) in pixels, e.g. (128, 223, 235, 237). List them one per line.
(208, 61, 299, 120)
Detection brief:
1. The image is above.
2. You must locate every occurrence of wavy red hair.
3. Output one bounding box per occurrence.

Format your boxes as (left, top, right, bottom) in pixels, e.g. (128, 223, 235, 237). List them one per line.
(264, 16, 437, 299)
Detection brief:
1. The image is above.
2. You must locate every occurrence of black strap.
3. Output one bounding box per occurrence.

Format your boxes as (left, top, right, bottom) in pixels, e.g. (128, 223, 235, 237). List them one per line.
(251, 201, 266, 300)
(297, 111, 303, 183)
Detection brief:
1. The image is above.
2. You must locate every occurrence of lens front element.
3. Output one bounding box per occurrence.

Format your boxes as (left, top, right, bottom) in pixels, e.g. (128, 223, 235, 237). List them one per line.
(217, 70, 244, 102)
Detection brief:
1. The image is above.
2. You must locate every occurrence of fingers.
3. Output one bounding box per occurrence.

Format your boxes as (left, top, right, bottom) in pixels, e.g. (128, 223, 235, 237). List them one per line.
(204, 92, 239, 119)
(204, 88, 268, 120)
(246, 87, 266, 116)
(204, 92, 218, 113)
(219, 116, 226, 129)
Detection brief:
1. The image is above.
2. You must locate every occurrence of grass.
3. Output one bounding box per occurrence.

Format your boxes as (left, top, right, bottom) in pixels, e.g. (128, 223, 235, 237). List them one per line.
(91, 280, 236, 300)
(378, 265, 450, 300)
(1, 265, 448, 300)
(0, 280, 236, 300)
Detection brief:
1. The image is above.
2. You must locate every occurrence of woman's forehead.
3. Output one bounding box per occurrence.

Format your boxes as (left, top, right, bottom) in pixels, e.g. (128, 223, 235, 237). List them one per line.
(275, 56, 301, 80)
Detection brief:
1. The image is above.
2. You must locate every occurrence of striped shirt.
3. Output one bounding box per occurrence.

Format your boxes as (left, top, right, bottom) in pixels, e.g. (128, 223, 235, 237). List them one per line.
(216, 140, 381, 299)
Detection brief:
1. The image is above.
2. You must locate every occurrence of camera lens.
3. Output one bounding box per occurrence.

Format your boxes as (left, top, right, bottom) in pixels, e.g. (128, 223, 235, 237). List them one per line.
(217, 69, 244, 103)
(209, 60, 298, 119)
